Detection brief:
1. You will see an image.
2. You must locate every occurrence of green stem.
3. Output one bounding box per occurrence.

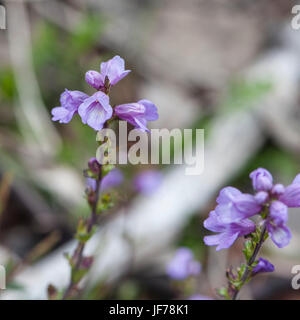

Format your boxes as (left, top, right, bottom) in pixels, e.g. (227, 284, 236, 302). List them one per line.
(231, 222, 267, 300)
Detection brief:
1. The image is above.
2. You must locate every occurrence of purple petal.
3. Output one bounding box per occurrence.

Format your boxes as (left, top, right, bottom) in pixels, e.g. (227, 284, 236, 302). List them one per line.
(252, 258, 274, 275)
(216, 232, 239, 251)
(269, 201, 288, 225)
(268, 224, 292, 248)
(254, 191, 269, 205)
(51, 107, 75, 123)
(279, 183, 300, 207)
(100, 55, 131, 86)
(138, 99, 159, 121)
(293, 174, 300, 184)
(203, 210, 226, 233)
(271, 184, 285, 197)
(233, 194, 262, 218)
(85, 70, 105, 90)
(250, 168, 273, 191)
(216, 187, 242, 205)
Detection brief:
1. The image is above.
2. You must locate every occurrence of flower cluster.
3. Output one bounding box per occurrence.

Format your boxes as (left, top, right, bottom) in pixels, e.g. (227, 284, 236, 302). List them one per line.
(51, 56, 158, 131)
(204, 168, 299, 251)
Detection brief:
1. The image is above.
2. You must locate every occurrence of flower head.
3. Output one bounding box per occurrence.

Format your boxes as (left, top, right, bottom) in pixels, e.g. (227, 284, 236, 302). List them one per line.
(250, 168, 273, 191)
(203, 210, 255, 251)
(252, 258, 274, 275)
(78, 91, 113, 130)
(85, 55, 131, 90)
(115, 99, 158, 132)
(51, 89, 88, 123)
(134, 170, 163, 195)
(166, 247, 201, 280)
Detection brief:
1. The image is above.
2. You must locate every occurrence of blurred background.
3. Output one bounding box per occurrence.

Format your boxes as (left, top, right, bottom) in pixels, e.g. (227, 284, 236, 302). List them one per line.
(0, 0, 300, 300)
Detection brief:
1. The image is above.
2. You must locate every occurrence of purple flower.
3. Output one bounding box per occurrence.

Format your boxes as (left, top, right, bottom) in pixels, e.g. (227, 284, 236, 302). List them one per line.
(188, 294, 213, 300)
(51, 89, 88, 123)
(85, 169, 123, 193)
(214, 187, 261, 222)
(252, 258, 274, 275)
(266, 200, 291, 248)
(134, 170, 163, 195)
(203, 210, 256, 251)
(279, 176, 300, 208)
(166, 247, 201, 280)
(250, 168, 273, 191)
(78, 91, 113, 130)
(114, 99, 158, 132)
(85, 55, 131, 90)
(100, 168, 123, 192)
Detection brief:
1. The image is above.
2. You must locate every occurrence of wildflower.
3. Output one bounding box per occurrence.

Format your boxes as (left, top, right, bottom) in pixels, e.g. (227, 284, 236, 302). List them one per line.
(85, 55, 131, 90)
(250, 168, 273, 191)
(203, 210, 255, 251)
(166, 247, 201, 280)
(133, 170, 162, 195)
(252, 258, 274, 275)
(266, 200, 291, 248)
(114, 99, 158, 132)
(78, 91, 113, 130)
(51, 89, 88, 123)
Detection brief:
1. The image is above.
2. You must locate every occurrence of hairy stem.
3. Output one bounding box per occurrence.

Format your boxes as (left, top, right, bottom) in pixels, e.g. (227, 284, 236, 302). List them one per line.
(62, 169, 102, 300)
(231, 222, 267, 300)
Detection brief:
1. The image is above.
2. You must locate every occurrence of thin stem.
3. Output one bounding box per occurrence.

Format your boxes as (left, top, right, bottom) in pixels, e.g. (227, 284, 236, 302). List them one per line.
(231, 222, 267, 300)
(62, 169, 102, 300)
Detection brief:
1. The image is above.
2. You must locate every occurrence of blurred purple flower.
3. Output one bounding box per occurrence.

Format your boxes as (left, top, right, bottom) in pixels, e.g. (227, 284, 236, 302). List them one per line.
(115, 99, 158, 132)
(134, 170, 162, 195)
(86, 168, 123, 193)
(51, 89, 88, 123)
(266, 200, 291, 248)
(250, 168, 273, 191)
(85, 55, 131, 90)
(188, 294, 213, 300)
(100, 168, 123, 192)
(78, 91, 113, 130)
(252, 258, 274, 275)
(203, 210, 256, 251)
(166, 247, 201, 280)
